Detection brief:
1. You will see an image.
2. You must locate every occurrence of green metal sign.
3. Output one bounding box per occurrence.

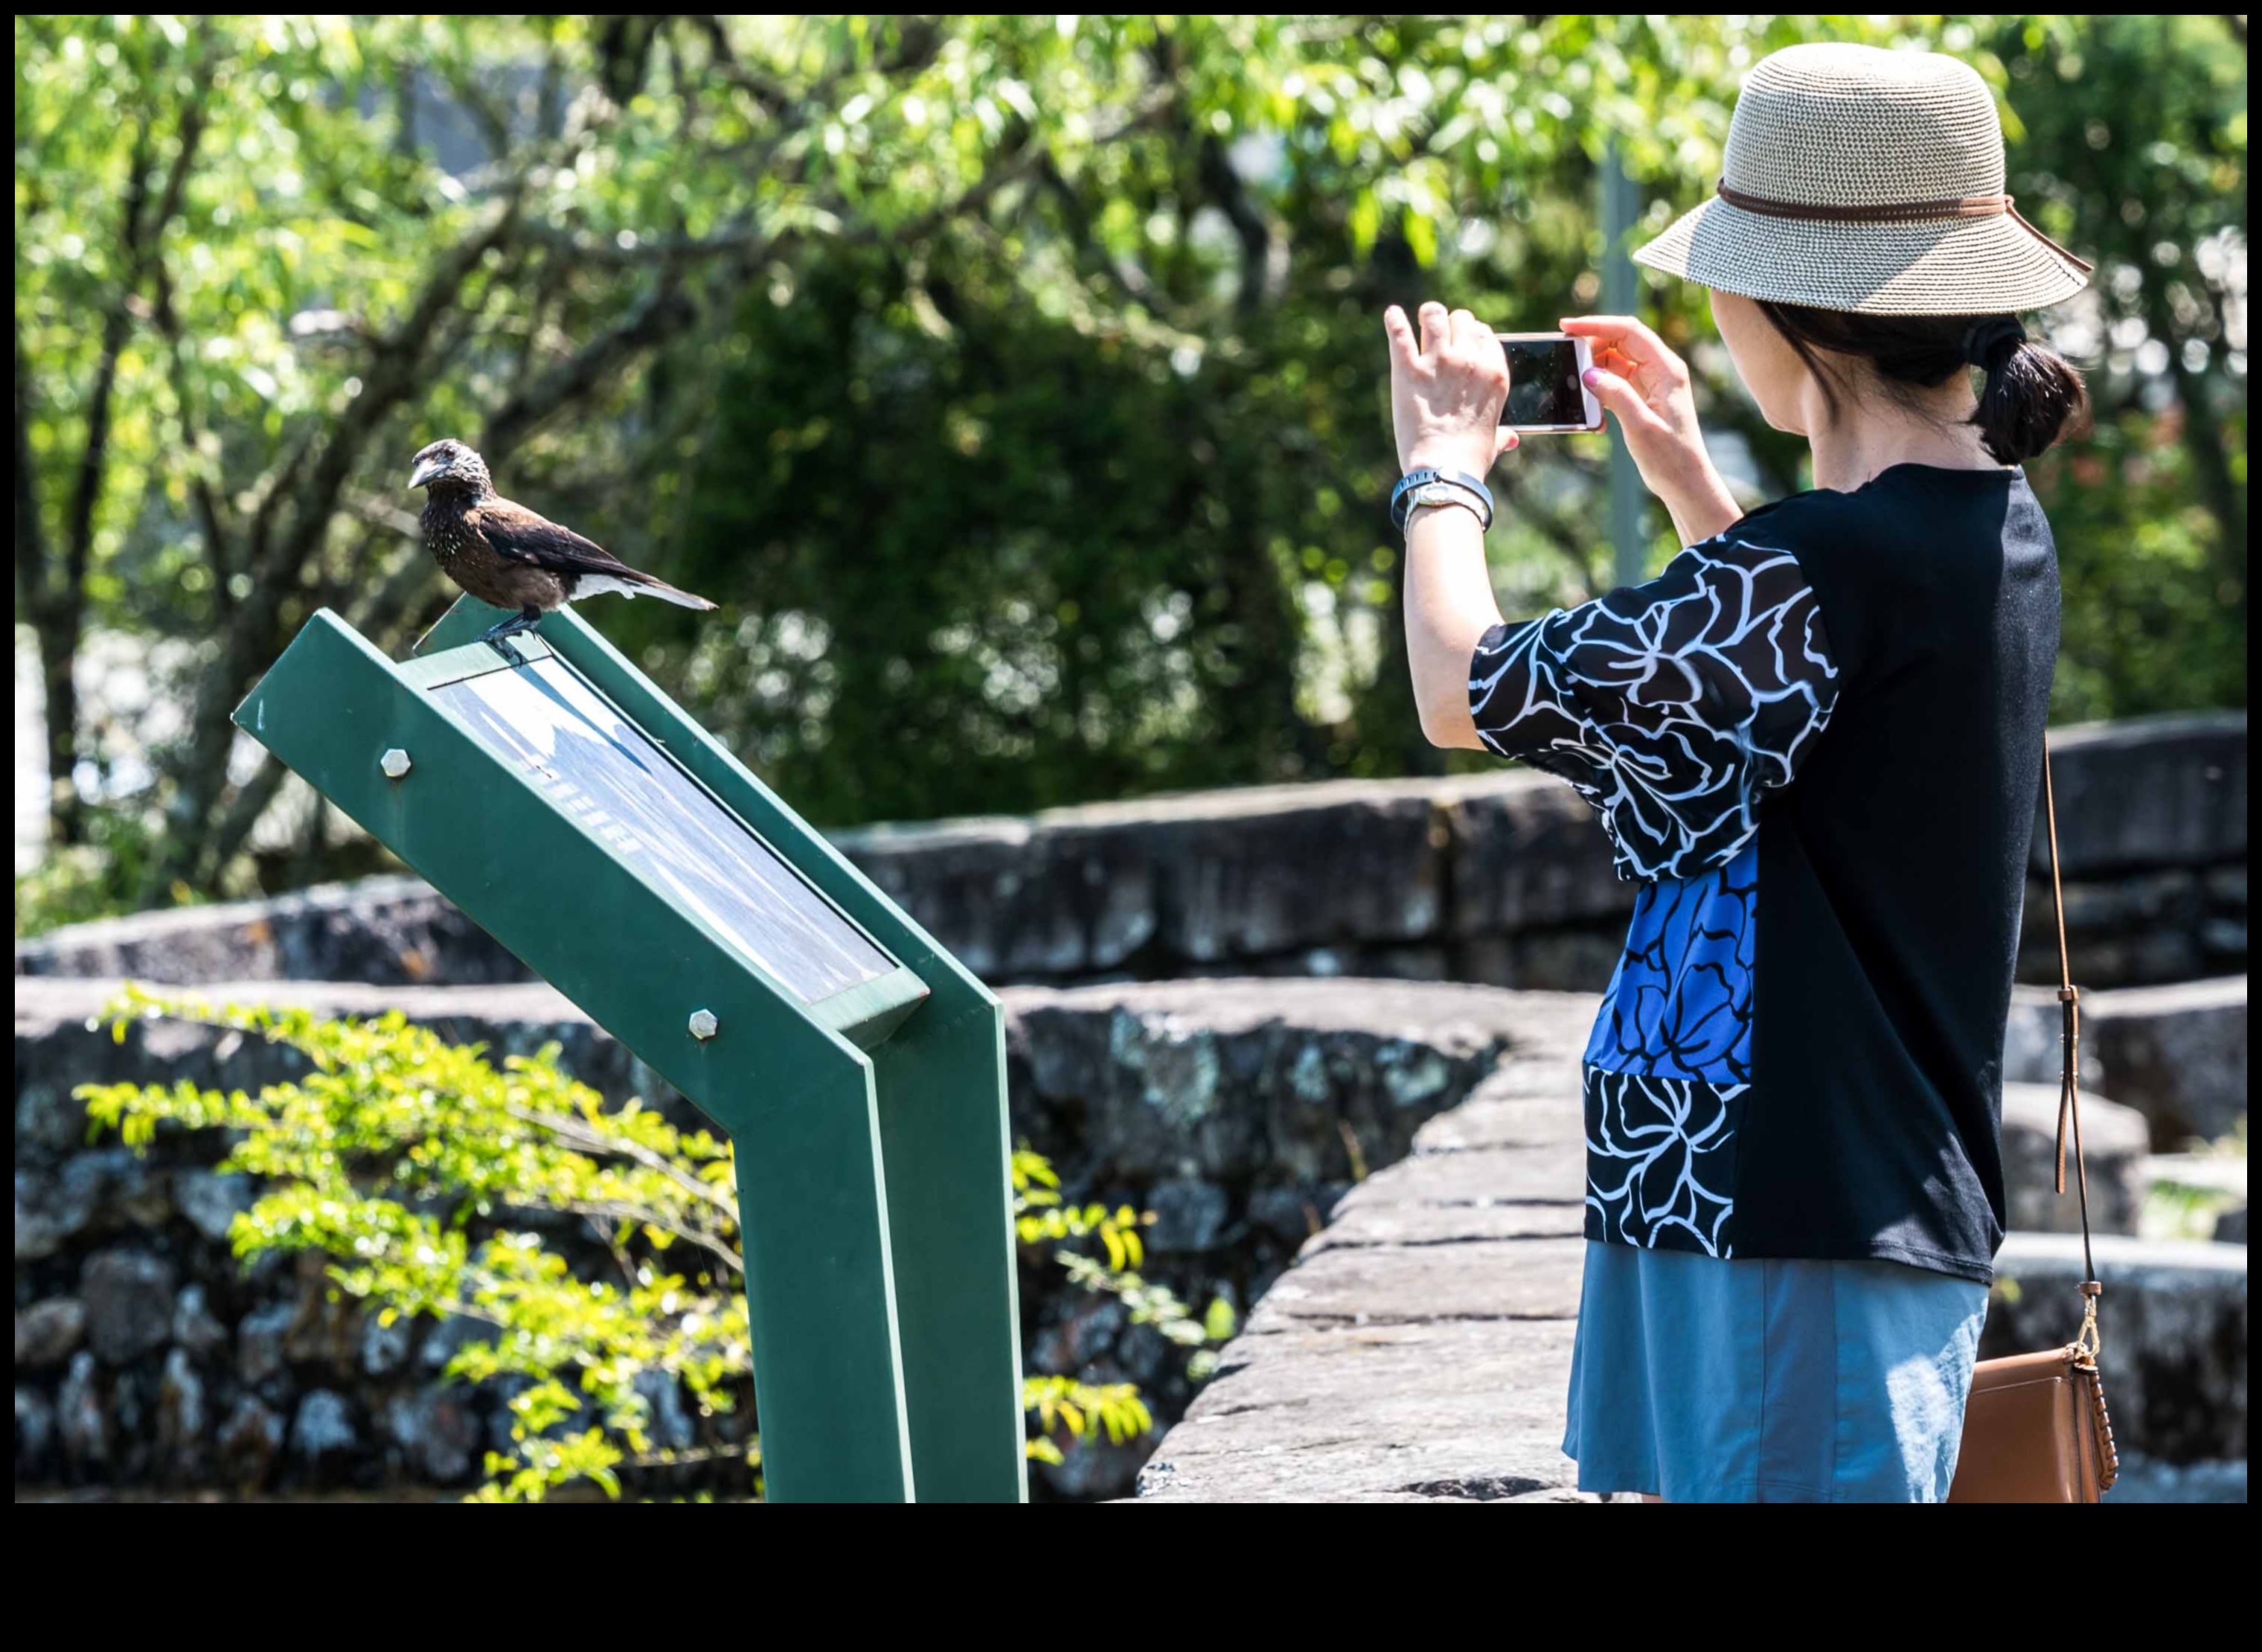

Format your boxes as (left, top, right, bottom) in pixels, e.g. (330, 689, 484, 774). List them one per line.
(234, 596, 1026, 1503)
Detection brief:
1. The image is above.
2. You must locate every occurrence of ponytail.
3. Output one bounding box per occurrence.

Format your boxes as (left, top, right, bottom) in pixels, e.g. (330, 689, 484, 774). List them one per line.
(1966, 320, 2089, 464)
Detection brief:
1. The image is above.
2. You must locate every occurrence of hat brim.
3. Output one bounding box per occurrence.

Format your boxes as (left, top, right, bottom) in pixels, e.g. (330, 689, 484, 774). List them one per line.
(1632, 196, 2090, 316)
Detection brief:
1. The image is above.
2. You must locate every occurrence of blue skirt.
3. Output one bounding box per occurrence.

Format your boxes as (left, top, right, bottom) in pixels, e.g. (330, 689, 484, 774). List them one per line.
(1562, 1240, 1990, 1503)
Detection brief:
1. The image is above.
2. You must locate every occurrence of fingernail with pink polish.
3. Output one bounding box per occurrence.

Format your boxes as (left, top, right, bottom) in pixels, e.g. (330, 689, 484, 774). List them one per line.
(1581, 368, 1601, 387)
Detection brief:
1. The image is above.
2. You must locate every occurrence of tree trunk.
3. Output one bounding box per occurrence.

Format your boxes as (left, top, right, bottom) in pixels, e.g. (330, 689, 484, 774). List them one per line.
(31, 601, 86, 845)
(1362, 229, 1443, 778)
(1214, 481, 1319, 782)
(2150, 286, 2249, 575)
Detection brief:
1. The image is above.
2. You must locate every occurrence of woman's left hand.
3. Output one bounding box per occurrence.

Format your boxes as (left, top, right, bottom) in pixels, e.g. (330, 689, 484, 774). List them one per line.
(1385, 302, 1519, 476)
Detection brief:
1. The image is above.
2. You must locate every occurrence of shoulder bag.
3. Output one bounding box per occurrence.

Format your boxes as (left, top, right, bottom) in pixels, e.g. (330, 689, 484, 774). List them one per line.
(1947, 747, 2121, 1502)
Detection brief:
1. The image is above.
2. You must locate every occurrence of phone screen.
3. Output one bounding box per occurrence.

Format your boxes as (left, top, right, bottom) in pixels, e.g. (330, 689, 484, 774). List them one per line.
(1498, 336, 1590, 429)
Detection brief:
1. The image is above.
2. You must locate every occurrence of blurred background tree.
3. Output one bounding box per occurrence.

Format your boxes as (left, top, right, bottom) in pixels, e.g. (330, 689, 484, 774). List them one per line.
(13, 14, 2246, 928)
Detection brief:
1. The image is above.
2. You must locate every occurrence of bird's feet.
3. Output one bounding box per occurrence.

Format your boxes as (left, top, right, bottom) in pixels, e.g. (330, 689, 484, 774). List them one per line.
(476, 606, 543, 664)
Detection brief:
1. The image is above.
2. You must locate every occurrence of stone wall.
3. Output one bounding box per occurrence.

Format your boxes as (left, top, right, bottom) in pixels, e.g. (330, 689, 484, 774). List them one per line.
(13, 976, 1537, 1499)
(18, 711, 2246, 997)
(12, 708, 2244, 1501)
(17, 967, 2243, 1499)
(1132, 1011, 2248, 1502)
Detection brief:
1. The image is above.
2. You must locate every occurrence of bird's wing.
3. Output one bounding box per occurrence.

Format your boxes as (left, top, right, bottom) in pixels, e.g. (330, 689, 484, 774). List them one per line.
(470, 496, 645, 579)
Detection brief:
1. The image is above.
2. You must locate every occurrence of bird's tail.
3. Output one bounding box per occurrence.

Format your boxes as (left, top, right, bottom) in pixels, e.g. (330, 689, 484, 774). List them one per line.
(638, 576, 719, 612)
(612, 569, 718, 611)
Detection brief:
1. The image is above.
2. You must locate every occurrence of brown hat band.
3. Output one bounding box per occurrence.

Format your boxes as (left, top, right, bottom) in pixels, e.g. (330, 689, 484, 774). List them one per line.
(1715, 180, 2095, 276)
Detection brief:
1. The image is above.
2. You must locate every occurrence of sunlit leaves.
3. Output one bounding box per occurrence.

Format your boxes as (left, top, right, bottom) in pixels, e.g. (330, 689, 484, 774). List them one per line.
(78, 988, 1235, 1499)
(17, 13, 2240, 910)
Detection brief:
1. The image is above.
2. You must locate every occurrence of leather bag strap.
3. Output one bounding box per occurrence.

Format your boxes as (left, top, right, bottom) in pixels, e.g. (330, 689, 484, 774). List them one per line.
(2040, 746, 2104, 1356)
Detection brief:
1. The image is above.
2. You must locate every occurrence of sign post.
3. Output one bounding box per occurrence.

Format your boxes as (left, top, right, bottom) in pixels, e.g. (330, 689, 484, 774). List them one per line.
(234, 597, 1026, 1502)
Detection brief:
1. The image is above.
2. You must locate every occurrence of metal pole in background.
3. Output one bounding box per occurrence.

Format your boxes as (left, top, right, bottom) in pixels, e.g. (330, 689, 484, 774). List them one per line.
(1600, 140, 1646, 590)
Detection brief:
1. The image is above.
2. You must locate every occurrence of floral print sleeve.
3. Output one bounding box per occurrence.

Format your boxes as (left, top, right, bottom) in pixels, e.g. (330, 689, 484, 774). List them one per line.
(1468, 534, 1839, 881)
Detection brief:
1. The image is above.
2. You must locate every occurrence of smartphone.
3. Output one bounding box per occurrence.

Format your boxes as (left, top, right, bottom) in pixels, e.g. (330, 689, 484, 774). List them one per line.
(1496, 333, 1603, 432)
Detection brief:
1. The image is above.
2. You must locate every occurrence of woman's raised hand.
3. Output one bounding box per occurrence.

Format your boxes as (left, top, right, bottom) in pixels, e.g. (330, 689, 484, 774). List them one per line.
(1560, 314, 1741, 543)
(1384, 302, 1519, 476)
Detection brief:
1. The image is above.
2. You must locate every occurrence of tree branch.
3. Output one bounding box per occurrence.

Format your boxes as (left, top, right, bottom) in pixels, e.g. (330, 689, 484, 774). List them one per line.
(149, 240, 234, 601)
(61, 118, 156, 594)
(1199, 132, 1275, 315)
(439, 63, 516, 163)
(863, 88, 1179, 252)
(519, 217, 770, 266)
(201, 749, 288, 876)
(507, 1101, 740, 1220)
(13, 321, 46, 610)
(481, 272, 699, 455)
(259, 189, 528, 583)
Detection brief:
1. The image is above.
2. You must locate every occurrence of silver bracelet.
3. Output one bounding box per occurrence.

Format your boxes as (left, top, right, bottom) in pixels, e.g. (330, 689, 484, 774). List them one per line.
(1399, 480, 1490, 537)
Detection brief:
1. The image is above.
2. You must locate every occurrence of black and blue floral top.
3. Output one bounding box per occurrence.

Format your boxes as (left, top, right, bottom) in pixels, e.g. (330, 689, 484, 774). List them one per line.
(1470, 464, 2060, 1284)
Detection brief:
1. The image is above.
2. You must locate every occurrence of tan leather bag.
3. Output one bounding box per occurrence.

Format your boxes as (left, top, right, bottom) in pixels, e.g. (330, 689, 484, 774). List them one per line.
(1947, 749, 2120, 1503)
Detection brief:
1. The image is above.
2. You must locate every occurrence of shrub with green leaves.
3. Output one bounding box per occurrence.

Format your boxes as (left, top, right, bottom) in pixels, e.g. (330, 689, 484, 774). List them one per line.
(77, 986, 1234, 1501)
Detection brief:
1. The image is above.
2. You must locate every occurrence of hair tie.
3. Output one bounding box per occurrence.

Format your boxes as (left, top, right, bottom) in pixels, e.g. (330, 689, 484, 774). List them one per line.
(1961, 316, 2027, 369)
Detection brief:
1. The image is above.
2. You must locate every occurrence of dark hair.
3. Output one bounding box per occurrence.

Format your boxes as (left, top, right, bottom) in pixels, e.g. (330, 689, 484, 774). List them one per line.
(1757, 301, 2089, 464)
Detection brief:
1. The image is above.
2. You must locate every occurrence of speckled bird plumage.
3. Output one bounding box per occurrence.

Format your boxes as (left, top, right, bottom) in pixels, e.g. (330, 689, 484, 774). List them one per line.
(408, 438, 717, 638)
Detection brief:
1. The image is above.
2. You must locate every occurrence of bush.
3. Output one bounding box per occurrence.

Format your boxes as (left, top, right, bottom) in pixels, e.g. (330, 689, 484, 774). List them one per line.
(14, 804, 199, 939)
(79, 986, 1231, 1501)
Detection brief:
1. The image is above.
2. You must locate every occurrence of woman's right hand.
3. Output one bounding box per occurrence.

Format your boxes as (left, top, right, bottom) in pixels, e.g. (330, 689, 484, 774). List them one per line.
(1562, 314, 1741, 545)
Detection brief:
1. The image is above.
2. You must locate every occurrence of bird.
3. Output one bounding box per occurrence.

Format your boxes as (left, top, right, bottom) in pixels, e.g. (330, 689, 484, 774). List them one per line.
(407, 438, 717, 647)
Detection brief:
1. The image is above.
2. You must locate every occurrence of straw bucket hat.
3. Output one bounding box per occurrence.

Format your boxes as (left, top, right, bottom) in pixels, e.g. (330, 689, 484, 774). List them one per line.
(1633, 42, 2091, 316)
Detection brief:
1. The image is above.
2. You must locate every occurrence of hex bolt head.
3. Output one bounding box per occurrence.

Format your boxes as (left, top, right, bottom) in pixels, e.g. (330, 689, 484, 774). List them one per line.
(379, 748, 412, 779)
(688, 1008, 720, 1041)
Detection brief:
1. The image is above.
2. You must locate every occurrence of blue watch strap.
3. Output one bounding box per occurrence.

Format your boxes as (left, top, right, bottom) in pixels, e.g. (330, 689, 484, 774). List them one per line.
(1391, 467, 1495, 532)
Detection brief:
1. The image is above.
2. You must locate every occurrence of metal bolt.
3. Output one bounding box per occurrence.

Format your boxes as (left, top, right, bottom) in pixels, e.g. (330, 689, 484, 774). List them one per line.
(688, 1008, 719, 1041)
(379, 748, 411, 779)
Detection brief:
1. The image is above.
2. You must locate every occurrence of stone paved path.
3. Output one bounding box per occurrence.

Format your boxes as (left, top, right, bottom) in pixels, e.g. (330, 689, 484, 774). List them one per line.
(1132, 993, 1608, 1502)
(1130, 991, 2249, 1503)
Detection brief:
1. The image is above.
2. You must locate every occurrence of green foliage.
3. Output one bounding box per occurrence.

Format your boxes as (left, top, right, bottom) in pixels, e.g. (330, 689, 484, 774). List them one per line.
(78, 987, 1231, 1499)
(1999, 15, 2248, 722)
(13, 15, 2246, 893)
(2139, 1115, 2248, 1242)
(13, 801, 197, 938)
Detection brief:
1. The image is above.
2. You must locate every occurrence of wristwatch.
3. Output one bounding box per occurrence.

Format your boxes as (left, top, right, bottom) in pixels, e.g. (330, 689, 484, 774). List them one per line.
(1390, 467, 1495, 534)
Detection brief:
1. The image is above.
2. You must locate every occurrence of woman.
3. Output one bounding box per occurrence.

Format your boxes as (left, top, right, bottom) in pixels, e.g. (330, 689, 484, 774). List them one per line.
(1385, 42, 2092, 1503)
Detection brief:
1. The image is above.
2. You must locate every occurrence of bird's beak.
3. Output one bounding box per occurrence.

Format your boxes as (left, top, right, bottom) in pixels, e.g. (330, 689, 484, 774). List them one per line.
(407, 456, 443, 490)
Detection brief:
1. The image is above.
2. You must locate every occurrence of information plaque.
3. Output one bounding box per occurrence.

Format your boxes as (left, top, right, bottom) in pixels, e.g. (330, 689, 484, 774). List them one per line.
(233, 598, 1025, 1502)
(432, 652, 900, 1008)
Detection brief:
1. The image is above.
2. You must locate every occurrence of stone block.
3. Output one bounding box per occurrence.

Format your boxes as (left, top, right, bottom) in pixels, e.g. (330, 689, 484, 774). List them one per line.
(836, 815, 1153, 980)
(2080, 976, 2248, 1148)
(1999, 1083, 2149, 1236)
(1146, 1178, 1231, 1252)
(1134, 1318, 1586, 1503)
(14, 874, 527, 987)
(1003, 978, 1545, 1186)
(1985, 1232, 2246, 1462)
(175, 1169, 253, 1242)
(2034, 711, 2246, 877)
(81, 1249, 175, 1365)
(215, 1395, 283, 1487)
(16, 1297, 86, 1368)
(1129, 783, 1445, 962)
(839, 779, 1450, 980)
(1440, 771, 1633, 934)
(2105, 1451, 2246, 1503)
